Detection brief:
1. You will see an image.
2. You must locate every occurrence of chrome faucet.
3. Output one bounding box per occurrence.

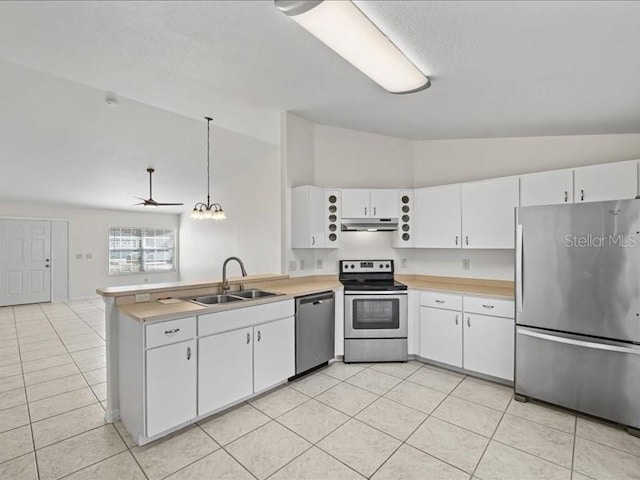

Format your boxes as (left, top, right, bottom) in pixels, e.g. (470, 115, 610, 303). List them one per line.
(221, 256, 247, 293)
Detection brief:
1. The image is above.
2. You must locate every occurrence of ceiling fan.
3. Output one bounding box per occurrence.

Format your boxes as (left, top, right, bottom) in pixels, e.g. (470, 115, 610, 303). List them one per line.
(134, 168, 184, 207)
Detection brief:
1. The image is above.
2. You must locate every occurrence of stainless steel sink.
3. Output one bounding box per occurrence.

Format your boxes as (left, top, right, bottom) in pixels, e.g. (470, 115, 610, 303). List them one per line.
(231, 289, 280, 299)
(189, 294, 244, 305)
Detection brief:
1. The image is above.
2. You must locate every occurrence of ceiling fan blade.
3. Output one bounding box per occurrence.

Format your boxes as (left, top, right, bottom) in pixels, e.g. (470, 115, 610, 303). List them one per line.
(133, 196, 148, 202)
(155, 202, 184, 206)
(133, 202, 146, 206)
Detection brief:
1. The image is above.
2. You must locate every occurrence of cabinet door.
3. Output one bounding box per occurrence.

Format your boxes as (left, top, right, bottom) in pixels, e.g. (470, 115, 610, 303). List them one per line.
(341, 189, 371, 218)
(198, 328, 253, 416)
(291, 186, 325, 248)
(520, 170, 573, 207)
(370, 189, 398, 218)
(414, 185, 462, 248)
(419, 307, 462, 367)
(463, 313, 514, 381)
(574, 161, 638, 203)
(146, 340, 196, 437)
(462, 177, 519, 249)
(253, 317, 295, 392)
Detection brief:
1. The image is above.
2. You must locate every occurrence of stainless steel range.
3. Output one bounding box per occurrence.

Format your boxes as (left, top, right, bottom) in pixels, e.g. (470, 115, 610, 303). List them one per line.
(340, 260, 408, 363)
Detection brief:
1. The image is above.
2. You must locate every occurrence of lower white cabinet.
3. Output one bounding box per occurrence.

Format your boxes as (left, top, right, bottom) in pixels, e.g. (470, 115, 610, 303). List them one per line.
(463, 313, 514, 381)
(146, 339, 197, 437)
(198, 327, 253, 416)
(254, 317, 295, 392)
(419, 307, 462, 367)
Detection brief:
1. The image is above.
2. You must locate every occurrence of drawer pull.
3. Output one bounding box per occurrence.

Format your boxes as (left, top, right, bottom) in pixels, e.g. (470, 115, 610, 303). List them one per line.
(455, 315, 459, 325)
(186, 346, 191, 360)
(467, 317, 471, 327)
(257, 330, 261, 342)
(482, 304, 495, 309)
(164, 328, 180, 335)
(435, 299, 445, 304)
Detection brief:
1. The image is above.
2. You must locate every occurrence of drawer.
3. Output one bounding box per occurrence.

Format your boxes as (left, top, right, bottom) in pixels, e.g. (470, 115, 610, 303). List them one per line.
(146, 317, 196, 349)
(464, 296, 514, 318)
(199, 299, 295, 337)
(420, 291, 462, 311)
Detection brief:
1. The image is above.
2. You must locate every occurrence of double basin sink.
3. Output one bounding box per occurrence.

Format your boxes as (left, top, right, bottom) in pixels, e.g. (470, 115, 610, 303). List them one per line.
(186, 289, 282, 306)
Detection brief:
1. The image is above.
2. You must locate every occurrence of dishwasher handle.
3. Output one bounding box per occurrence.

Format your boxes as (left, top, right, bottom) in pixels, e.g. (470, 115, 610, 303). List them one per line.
(296, 291, 335, 306)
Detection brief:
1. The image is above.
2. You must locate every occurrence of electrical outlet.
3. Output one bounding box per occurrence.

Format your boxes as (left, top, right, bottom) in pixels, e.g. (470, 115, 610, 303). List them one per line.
(144, 278, 149, 283)
(300, 259, 305, 270)
(401, 258, 408, 268)
(462, 258, 470, 270)
(85, 253, 93, 260)
(76, 253, 83, 260)
(289, 260, 297, 272)
(316, 259, 323, 269)
(135, 293, 150, 303)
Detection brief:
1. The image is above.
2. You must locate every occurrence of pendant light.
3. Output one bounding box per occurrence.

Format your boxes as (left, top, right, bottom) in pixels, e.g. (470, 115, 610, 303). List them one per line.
(191, 117, 226, 220)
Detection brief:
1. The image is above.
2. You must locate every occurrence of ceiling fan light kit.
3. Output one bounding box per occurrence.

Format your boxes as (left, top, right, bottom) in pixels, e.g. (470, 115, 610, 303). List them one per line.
(191, 116, 226, 220)
(274, 0, 430, 94)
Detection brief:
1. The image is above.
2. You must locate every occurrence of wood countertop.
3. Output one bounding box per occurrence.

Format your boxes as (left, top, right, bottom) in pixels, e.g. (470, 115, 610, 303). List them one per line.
(398, 275, 514, 299)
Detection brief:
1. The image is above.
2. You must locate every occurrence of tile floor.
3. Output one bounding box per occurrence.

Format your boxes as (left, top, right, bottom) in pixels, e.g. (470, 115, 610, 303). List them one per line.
(1, 301, 640, 479)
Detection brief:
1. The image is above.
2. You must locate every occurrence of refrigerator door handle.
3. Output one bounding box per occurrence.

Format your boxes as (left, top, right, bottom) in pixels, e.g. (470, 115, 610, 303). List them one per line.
(515, 224, 523, 313)
(518, 328, 640, 355)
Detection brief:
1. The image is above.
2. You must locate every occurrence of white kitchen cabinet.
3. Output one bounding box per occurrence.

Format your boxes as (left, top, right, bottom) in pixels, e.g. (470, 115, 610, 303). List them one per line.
(520, 170, 573, 207)
(419, 306, 462, 367)
(414, 184, 462, 248)
(370, 189, 399, 218)
(146, 340, 197, 437)
(462, 177, 519, 249)
(574, 160, 638, 203)
(291, 185, 325, 248)
(341, 189, 371, 218)
(463, 313, 514, 381)
(198, 327, 253, 416)
(253, 317, 295, 392)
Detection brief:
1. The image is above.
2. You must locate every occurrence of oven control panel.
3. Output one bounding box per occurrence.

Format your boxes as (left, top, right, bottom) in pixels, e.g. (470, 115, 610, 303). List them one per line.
(340, 260, 394, 273)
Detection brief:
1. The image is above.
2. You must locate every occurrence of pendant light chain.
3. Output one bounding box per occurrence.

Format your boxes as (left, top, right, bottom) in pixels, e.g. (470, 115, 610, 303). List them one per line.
(206, 116, 211, 206)
(191, 116, 226, 220)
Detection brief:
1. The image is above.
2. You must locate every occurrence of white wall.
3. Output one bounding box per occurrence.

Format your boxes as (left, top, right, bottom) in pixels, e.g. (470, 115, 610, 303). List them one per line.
(179, 127, 281, 282)
(0, 202, 180, 299)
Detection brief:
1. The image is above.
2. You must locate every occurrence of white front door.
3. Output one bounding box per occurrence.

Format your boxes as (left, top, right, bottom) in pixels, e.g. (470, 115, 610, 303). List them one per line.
(0, 219, 51, 306)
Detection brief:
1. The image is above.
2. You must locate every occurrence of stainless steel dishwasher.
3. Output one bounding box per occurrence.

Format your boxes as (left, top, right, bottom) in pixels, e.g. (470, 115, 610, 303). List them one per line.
(295, 291, 335, 375)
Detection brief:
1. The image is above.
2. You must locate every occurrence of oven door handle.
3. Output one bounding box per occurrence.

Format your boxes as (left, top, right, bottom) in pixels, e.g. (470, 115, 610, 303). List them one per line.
(344, 291, 408, 296)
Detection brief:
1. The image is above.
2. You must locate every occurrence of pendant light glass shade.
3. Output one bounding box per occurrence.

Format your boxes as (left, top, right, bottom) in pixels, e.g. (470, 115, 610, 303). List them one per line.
(191, 117, 226, 220)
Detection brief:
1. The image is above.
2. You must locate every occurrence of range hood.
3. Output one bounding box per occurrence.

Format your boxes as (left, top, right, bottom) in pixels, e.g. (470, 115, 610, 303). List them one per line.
(341, 218, 398, 232)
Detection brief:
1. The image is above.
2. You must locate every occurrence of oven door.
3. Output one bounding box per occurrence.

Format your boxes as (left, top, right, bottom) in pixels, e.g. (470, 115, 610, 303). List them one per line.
(344, 292, 408, 339)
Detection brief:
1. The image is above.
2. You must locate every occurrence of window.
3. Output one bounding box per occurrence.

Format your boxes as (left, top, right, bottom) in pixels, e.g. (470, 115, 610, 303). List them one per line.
(109, 227, 176, 275)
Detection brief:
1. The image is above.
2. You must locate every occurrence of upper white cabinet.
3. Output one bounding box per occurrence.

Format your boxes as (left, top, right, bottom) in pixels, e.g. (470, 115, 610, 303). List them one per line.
(574, 160, 638, 203)
(341, 189, 398, 218)
(462, 177, 519, 249)
(520, 170, 573, 207)
(414, 184, 462, 248)
(291, 186, 339, 248)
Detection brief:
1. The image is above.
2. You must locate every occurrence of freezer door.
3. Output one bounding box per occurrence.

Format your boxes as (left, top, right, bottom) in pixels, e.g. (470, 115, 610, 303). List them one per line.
(516, 199, 640, 342)
(516, 327, 640, 429)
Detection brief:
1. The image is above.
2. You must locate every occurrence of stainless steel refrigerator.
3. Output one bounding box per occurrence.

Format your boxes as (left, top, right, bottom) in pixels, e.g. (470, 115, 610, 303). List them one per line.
(515, 199, 640, 433)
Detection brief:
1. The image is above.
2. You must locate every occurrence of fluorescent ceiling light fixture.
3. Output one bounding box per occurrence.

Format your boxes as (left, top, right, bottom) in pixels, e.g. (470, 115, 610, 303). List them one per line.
(275, 0, 430, 94)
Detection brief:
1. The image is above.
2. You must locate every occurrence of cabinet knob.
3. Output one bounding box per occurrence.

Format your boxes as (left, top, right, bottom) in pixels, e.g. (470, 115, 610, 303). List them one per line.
(564, 191, 568, 203)
(581, 189, 585, 201)
(455, 315, 459, 325)
(465, 236, 469, 246)
(364, 207, 367, 216)
(186, 346, 191, 360)
(455, 236, 459, 246)
(246, 333, 250, 344)
(467, 317, 471, 327)
(257, 330, 261, 342)
(373, 207, 377, 215)
(311, 236, 315, 246)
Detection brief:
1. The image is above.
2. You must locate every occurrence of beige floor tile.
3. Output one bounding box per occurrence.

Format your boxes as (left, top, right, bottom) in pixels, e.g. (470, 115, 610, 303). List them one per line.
(25, 373, 87, 402)
(18, 337, 60, 349)
(75, 355, 106, 372)
(28, 386, 97, 422)
(384, 380, 447, 414)
(82, 367, 106, 386)
(0, 352, 20, 367)
(165, 449, 253, 480)
(407, 416, 488, 473)
(576, 417, 640, 457)
(114, 420, 136, 448)
(91, 382, 107, 401)
(369, 361, 422, 379)
(32, 403, 106, 448)
(0, 362, 22, 379)
(23, 363, 79, 386)
(322, 361, 366, 381)
(573, 436, 640, 480)
(21, 353, 72, 373)
(494, 414, 574, 468)
(0, 374, 24, 394)
(70, 346, 105, 362)
(0, 387, 26, 410)
(0, 452, 38, 480)
(66, 340, 105, 353)
(407, 365, 464, 394)
(131, 425, 219, 480)
(19, 346, 68, 363)
(475, 441, 571, 480)
(0, 345, 19, 358)
(226, 421, 311, 480)
(506, 399, 576, 434)
(356, 397, 427, 441)
(64, 451, 146, 480)
(270, 446, 365, 480)
(249, 386, 309, 418)
(433, 396, 503, 437)
(0, 403, 30, 434)
(0, 425, 33, 464)
(346, 368, 403, 395)
(372, 444, 469, 480)
(571, 472, 596, 480)
(317, 419, 401, 477)
(278, 398, 349, 443)
(452, 377, 513, 412)
(289, 372, 340, 397)
(37, 424, 126, 480)
(199, 403, 270, 446)
(316, 382, 378, 416)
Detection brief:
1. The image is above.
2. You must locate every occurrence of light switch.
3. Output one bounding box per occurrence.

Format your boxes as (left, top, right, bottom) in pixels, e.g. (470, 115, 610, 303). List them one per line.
(316, 259, 323, 269)
(462, 258, 470, 270)
(300, 259, 305, 270)
(401, 258, 408, 268)
(76, 254, 83, 260)
(86, 253, 93, 260)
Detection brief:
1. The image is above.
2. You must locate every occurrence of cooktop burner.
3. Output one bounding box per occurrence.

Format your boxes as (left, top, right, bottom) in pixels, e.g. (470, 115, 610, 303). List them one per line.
(339, 260, 407, 292)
